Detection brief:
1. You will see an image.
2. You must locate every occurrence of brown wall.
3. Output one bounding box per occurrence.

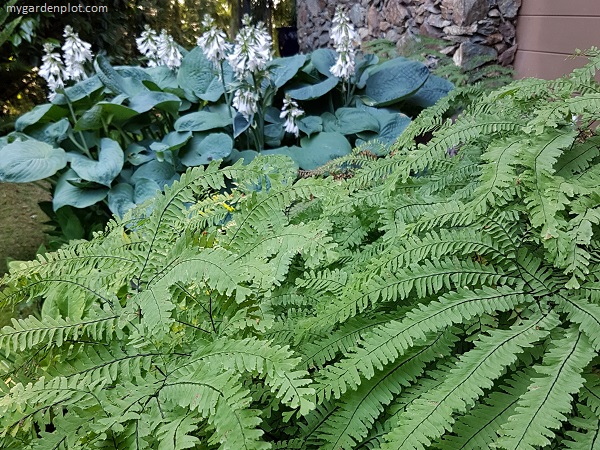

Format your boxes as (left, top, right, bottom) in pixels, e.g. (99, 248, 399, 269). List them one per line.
(514, 1, 600, 79)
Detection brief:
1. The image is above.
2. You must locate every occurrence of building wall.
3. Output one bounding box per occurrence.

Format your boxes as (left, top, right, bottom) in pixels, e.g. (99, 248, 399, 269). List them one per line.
(296, 0, 520, 69)
(514, 1, 600, 79)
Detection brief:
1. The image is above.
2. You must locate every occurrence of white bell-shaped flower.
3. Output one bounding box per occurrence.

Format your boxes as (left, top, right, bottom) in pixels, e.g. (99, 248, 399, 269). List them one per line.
(39, 42, 66, 100)
(232, 86, 260, 119)
(227, 15, 272, 79)
(157, 30, 182, 70)
(279, 95, 304, 137)
(329, 7, 359, 81)
(61, 25, 93, 81)
(136, 25, 161, 67)
(197, 15, 230, 67)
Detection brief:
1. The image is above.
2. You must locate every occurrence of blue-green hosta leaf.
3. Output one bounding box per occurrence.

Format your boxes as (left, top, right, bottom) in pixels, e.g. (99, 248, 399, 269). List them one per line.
(108, 179, 161, 217)
(311, 48, 338, 77)
(144, 66, 179, 90)
(294, 132, 352, 170)
(267, 54, 308, 87)
(287, 76, 339, 101)
(265, 106, 284, 124)
(15, 103, 67, 131)
(364, 60, 429, 106)
(180, 133, 233, 166)
(327, 108, 380, 135)
(174, 111, 231, 132)
(97, 102, 139, 123)
(24, 118, 71, 146)
(177, 47, 223, 102)
(94, 55, 147, 96)
(130, 160, 178, 188)
(53, 169, 109, 211)
(107, 183, 136, 218)
(69, 138, 124, 186)
(149, 131, 192, 153)
(265, 123, 285, 147)
(378, 113, 412, 145)
(406, 74, 454, 108)
(128, 91, 181, 115)
(74, 105, 103, 131)
(0, 139, 67, 182)
(354, 53, 379, 88)
(227, 149, 259, 165)
(233, 112, 251, 138)
(297, 116, 323, 137)
(134, 178, 161, 203)
(125, 143, 154, 166)
(51, 75, 104, 105)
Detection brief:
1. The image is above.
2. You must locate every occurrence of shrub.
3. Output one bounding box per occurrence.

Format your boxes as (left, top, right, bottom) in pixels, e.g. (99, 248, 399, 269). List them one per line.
(4, 42, 598, 450)
(0, 15, 453, 243)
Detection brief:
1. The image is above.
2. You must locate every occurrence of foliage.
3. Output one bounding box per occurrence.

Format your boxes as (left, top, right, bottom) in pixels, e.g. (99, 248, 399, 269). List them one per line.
(0, 25, 452, 240)
(2, 49, 600, 448)
(364, 35, 514, 93)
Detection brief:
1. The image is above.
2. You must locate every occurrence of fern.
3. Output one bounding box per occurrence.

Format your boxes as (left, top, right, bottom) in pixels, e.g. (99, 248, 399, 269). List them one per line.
(3, 54, 600, 448)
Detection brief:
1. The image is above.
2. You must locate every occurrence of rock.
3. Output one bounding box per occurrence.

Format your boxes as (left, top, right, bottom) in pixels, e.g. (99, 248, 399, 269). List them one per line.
(318, 32, 330, 46)
(380, 21, 392, 32)
(453, 0, 489, 26)
(477, 19, 500, 35)
(440, 45, 457, 55)
(486, 32, 503, 44)
(383, 2, 410, 25)
(499, 21, 516, 41)
(306, 0, 325, 18)
(453, 41, 498, 70)
(498, 44, 517, 65)
(368, 5, 380, 34)
(440, 0, 454, 20)
(428, 14, 452, 28)
(348, 4, 366, 26)
(420, 22, 446, 38)
(425, 0, 440, 14)
(488, 7, 501, 17)
(385, 29, 400, 42)
(443, 24, 478, 35)
(498, 0, 521, 18)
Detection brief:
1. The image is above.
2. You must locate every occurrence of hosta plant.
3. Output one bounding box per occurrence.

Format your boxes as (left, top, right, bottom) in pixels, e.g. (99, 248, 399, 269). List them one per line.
(0, 12, 452, 241)
(4, 41, 599, 450)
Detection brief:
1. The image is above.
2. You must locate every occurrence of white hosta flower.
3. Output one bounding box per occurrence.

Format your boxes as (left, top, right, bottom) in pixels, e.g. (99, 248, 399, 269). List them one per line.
(157, 30, 182, 70)
(330, 50, 356, 80)
(136, 25, 161, 67)
(280, 95, 304, 137)
(232, 86, 259, 119)
(197, 14, 230, 67)
(62, 25, 93, 81)
(329, 7, 359, 81)
(39, 42, 66, 99)
(227, 15, 272, 79)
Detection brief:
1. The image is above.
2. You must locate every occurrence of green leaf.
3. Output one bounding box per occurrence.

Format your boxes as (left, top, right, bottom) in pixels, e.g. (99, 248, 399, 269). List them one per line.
(268, 54, 308, 87)
(15, 104, 67, 131)
(74, 105, 103, 131)
(0, 139, 67, 182)
(297, 116, 323, 137)
(294, 132, 352, 170)
(326, 108, 380, 135)
(69, 138, 124, 186)
(94, 54, 147, 96)
(174, 111, 231, 132)
(131, 160, 178, 188)
(52, 169, 109, 211)
(128, 91, 181, 115)
(51, 75, 104, 105)
(145, 66, 179, 90)
(177, 47, 223, 102)
(287, 76, 339, 101)
(107, 183, 137, 218)
(149, 131, 192, 153)
(311, 48, 338, 77)
(180, 133, 233, 166)
(406, 74, 454, 108)
(364, 60, 429, 106)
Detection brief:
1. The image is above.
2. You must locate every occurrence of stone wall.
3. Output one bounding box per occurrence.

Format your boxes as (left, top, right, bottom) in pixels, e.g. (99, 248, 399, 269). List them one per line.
(296, 0, 520, 68)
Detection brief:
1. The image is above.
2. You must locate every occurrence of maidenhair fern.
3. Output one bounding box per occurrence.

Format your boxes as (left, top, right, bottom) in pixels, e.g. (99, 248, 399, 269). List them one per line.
(2, 49, 600, 449)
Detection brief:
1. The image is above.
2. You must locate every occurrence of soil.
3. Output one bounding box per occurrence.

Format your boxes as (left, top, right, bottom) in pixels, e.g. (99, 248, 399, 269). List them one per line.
(0, 182, 50, 276)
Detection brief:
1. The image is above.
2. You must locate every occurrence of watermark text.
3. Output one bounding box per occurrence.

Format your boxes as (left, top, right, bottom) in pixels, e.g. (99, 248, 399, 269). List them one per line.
(7, 3, 108, 15)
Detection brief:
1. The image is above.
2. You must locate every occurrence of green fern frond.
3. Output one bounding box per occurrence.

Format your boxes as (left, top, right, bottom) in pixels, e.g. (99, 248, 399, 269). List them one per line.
(563, 404, 600, 450)
(495, 327, 595, 450)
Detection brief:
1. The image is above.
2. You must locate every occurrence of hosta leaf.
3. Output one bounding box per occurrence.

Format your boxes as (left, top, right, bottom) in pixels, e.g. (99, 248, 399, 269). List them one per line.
(130, 160, 178, 188)
(287, 76, 339, 101)
(180, 133, 233, 166)
(268, 54, 308, 87)
(69, 138, 124, 186)
(177, 47, 223, 102)
(0, 139, 67, 182)
(364, 60, 429, 106)
(311, 48, 338, 77)
(174, 111, 231, 132)
(128, 91, 181, 115)
(15, 103, 67, 131)
(52, 169, 109, 211)
(294, 132, 352, 170)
